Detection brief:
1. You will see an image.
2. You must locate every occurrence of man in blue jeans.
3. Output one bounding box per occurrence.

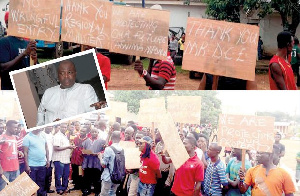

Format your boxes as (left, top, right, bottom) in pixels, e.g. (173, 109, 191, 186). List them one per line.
(101, 131, 123, 196)
(23, 128, 50, 196)
(52, 123, 75, 195)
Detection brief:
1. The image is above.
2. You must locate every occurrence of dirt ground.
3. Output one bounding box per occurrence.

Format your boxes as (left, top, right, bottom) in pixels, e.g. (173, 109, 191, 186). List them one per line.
(108, 66, 273, 90)
(108, 59, 300, 90)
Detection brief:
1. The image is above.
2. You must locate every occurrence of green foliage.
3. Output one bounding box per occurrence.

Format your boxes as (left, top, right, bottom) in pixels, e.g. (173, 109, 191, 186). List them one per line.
(257, 111, 293, 122)
(205, 0, 299, 34)
(112, 91, 222, 128)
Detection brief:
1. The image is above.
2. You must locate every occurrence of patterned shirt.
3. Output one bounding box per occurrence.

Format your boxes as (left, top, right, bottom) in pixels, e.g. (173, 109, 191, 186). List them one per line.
(71, 135, 88, 165)
(204, 158, 228, 196)
(150, 60, 176, 90)
(52, 131, 71, 164)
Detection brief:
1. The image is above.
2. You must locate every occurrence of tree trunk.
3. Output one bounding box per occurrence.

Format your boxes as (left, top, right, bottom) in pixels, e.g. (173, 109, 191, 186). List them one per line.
(288, 1, 300, 35)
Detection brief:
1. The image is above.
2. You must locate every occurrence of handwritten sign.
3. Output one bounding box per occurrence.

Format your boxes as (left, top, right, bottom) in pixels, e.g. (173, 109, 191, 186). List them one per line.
(157, 113, 189, 169)
(0, 172, 39, 196)
(120, 141, 141, 169)
(167, 96, 201, 124)
(106, 101, 127, 122)
(61, 0, 112, 49)
(138, 97, 166, 127)
(110, 6, 170, 60)
(218, 114, 275, 152)
(8, 0, 61, 42)
(182, 18, 259, 81)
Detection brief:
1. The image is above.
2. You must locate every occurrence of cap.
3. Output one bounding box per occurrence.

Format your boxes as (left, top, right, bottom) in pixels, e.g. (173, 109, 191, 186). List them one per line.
(139, 136, 153, 144)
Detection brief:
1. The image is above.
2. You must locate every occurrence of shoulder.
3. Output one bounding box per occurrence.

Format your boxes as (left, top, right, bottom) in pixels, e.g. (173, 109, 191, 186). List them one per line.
(75, 83, 95, 91)
(44, 85, 60, 94)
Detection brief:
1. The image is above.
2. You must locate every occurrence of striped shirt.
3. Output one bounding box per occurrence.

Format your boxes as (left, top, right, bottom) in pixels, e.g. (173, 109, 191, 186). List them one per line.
(52, 131, 71, 164)
(204, 158, 228, 196)
(150, 60, 176, 90)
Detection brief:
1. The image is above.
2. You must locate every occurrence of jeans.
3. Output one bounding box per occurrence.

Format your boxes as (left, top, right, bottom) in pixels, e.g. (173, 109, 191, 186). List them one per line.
(82, 168, 102, 194)
(53, 161, 70, 193)
(137, 181, 156, 196)
(0, 170, 19, 191)
(19, 163, 26, 174)
(30, 166, 47, 196)
(100, 180, 120, 196)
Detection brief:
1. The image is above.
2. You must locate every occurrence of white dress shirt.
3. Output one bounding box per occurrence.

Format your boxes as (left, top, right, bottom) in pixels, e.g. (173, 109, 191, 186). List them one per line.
(37, 83, 98, 126)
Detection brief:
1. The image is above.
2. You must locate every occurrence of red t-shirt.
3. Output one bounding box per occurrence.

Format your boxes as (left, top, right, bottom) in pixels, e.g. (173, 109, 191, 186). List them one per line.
(269, 55, 297, 90)
(96, 53, 111, 90)
(171, 153, 204, 196)
(139, 150, 160, 184)
(0, 134, 19, 171)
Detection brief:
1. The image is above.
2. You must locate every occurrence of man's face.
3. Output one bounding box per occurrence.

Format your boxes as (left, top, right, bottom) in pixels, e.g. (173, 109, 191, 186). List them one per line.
(91, 129, 98, 139)
(232, 148, 241, 158)
(68, 125, 75, 132)
(138, 141, 146, 152)
(256, 151, 271, 164)
(45, 126, 53, 134)
(135, 134, 143, 146)
(75, 122, 81, 131)
(197, 137, 207, 149)
(60, 124, 68, 134)
(125, 128, 133, 141)
(183, 138, 193, 153)
(287, 36, 294, 54)
(80, 128, 87, 137)
(275, 134, 281, 142)
(58, 62, 76, 89)
(84, 121, 91, 128)
(7, 123, 18, 135)
(207, 144, 219, 158)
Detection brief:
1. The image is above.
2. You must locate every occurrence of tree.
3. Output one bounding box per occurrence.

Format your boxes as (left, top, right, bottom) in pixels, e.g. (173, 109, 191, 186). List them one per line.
(111, 91, 222, 128)
(205, 0, 300, 35)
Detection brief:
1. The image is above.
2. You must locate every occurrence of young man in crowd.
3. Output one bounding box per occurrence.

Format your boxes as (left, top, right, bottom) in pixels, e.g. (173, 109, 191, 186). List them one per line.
(101, 131, 124, 196)
(204, 143, 228, 195)
(291, 37, 300, 86)
(0, 120, 20, 191)
(134, 56, 176, 90)
(138, 136, 161, 196)
(42, 126, 55, 193)
(170, 136, 204, 196)
(96, 120, 108, 141)
(82, 128, 106, 196)
(274, 132, 285, 159)
(124, 126, 135, 142)
(269, 31, 297, 90)
(70, 126, 88, 192)
(23, 128, 49, 196)
(52, 122, 75, 195)
(226, 148, 251, 196)
(238, 144, 296, 195)
(127, 131, 145, 196)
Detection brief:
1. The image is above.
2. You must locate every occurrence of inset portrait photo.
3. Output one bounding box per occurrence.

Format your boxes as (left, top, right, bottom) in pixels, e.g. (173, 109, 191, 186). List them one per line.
(10, 49, 109, 131)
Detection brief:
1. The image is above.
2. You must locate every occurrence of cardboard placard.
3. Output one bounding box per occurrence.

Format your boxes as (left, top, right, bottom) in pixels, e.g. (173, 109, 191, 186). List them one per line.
(218, 114, 275, 152)
(138, 97, 166, 127)
(8, 0, 61, 42)
(182, 18, 259, 81)
(0, 172, 39, 196)
(111, 6, 170, 60)
(106, 101, 128, 122)
(157, 113, 190, 169)
(82, 149, 95, 155)
(167, 96, 201, 124)
(120, 141, 141, 169)
(61, 0, 112, 49)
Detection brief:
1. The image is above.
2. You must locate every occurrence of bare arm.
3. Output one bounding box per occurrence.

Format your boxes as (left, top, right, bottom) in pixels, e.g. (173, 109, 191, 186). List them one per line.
(193, 181, 201, 196)
(161, 154, 172, 164)
(270, 63, 286, 90)
(155, 169, 162, 179)
(45, 143, 50, 168)
(198, 73, 207, 90)
(23, 146, 31, 174)
(238, 168, 250, 194)
(53, 146, 73, 151)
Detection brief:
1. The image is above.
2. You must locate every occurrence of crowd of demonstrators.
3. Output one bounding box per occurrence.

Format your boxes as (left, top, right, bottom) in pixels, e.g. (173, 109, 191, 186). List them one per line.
(0, 119, 297, 196)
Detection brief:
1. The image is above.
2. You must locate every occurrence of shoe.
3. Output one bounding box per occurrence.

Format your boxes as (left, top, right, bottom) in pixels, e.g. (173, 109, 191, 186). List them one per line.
(82, 189, 91, 196)
(57, 190, 64, 195)
(47, 190, 55, 193)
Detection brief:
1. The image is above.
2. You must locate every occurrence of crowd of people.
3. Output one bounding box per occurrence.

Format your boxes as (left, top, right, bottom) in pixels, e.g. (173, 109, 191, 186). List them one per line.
(0, 118, 298, 196)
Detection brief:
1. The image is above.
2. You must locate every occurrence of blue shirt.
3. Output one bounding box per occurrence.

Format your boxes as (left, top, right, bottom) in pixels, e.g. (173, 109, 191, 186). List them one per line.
(204, 158, 228, 196)
(101, 143, 122, 182)
(0, 36, 29, 90)
(23, 132, 46, 167)
(226, 157, 251, 196)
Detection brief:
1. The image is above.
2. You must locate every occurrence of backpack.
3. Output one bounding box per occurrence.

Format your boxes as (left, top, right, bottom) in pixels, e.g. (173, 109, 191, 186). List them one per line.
(108, 146, 126, 184)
